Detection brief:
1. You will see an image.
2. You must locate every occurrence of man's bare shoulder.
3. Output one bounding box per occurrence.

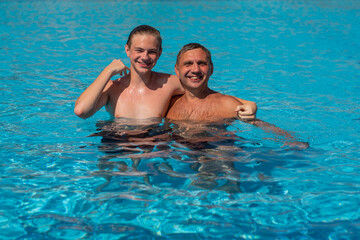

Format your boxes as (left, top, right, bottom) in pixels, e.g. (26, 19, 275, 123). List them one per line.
(208, 92, 241, 105)
(206, 92, 242, 119)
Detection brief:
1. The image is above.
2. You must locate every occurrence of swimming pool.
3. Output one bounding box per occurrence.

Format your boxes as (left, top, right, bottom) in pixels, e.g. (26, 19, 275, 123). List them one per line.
(1, 0, 360, 238)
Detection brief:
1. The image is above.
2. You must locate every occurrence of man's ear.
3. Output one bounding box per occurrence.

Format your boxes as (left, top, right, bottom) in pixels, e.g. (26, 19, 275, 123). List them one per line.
(175, 64, 180, 77)
(125, 44, 130, 57)
(158, 48, 162, 58)
(210, 64, 214, 75)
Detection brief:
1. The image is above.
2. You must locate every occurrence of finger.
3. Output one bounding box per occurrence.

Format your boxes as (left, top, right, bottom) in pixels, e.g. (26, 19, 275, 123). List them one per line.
(238, 115, 255, 121)
(239, 115, 254, 121)
(236, 106, 252, 116)
(238, 111, 252, 116)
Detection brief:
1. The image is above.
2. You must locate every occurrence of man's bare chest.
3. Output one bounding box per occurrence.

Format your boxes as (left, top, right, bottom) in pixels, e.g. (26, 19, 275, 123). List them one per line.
(171, 101, 220, 120)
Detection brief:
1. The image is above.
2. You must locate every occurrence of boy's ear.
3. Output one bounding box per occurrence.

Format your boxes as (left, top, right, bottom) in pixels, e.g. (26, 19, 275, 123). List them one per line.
(158, 48, 162, 58)
(125, 44, 130, 57)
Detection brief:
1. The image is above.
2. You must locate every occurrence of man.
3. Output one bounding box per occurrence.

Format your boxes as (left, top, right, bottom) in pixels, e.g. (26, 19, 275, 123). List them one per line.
(74, 25, 256, 120)
(166, 43, 309, 148)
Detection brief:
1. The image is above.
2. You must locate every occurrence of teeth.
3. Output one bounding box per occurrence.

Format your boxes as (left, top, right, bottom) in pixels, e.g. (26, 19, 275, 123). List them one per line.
(190, 76, 200, 79)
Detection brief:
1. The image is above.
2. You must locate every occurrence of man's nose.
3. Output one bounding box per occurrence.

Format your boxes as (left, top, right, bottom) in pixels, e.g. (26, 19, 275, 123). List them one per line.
(191, 63, 200, 72)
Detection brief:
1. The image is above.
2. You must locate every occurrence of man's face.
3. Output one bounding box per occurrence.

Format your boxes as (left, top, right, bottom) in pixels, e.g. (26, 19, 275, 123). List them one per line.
(175, 48, 213, 90)
(125, 34, 162, 74)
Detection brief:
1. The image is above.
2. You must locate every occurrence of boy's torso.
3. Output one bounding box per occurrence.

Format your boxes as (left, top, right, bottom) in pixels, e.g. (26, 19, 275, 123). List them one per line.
(106, 72, 182, 119)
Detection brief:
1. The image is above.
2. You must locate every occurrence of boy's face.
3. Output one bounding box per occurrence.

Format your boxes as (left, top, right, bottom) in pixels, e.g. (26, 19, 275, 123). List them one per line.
(175, 48, 212, 90)
(125, 34, 162, 74)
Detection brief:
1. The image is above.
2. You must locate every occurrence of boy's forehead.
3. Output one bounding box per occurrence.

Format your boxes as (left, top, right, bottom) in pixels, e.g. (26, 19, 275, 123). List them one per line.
(130, 34, 160, 48)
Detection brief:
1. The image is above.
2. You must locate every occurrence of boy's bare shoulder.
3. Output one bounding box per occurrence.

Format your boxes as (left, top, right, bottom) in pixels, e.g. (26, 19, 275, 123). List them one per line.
(151, 72, 183, 93)
(151, 72, 178, 82)
(109, 75, 130, 88)
(151, 71, 171, 80)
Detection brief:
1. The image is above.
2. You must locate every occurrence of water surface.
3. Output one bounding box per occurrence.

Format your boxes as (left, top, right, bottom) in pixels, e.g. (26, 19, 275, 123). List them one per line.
(1, 0, 360, 239)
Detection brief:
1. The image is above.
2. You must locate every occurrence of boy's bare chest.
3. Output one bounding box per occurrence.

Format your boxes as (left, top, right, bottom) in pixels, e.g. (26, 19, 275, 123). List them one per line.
(108, 86, 173, 118)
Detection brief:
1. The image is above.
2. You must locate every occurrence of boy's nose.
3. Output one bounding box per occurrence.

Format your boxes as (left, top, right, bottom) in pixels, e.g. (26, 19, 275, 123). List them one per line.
(141, 51, 151, 61)
(142, 53, 149, 60)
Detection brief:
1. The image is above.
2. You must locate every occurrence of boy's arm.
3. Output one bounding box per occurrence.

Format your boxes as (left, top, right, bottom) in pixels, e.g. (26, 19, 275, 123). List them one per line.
(74, 59, 129, 119)
(169, 74, 185, 95)
(233, 97, 257, 121)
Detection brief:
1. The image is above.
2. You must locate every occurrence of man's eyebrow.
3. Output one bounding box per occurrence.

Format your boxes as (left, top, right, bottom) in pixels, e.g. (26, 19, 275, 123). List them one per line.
(183, 60, 193, 65)
(197, 60, 208, 64)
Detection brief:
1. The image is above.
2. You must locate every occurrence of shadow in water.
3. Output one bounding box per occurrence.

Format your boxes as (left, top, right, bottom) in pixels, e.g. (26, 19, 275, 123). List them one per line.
(89, 118, 285, 195)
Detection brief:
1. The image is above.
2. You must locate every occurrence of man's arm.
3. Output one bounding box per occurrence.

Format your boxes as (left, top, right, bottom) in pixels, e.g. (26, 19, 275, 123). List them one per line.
(233, 97, 257, 121)
(249, 119, 309, 149)
(74, 59, 129, 119)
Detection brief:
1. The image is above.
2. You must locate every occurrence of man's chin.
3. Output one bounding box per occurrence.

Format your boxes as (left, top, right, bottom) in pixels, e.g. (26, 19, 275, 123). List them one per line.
(185, 82, 205, 90)
(188, 78, 205, 86)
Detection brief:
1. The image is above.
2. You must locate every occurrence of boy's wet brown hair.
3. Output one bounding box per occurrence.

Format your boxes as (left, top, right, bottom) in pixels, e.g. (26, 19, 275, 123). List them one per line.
(126, 25, 162, 51)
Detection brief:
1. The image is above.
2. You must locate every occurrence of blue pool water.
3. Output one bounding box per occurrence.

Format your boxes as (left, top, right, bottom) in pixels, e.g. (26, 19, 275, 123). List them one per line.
(1, 0, 360, 239)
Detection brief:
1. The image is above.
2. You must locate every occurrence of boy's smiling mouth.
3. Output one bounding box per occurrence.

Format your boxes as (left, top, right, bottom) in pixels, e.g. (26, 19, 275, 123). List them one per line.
(137, 61, 152, 68)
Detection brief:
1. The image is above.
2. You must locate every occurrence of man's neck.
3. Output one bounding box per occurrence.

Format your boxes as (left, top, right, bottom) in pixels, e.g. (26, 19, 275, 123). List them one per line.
(184, 86, 214, 102)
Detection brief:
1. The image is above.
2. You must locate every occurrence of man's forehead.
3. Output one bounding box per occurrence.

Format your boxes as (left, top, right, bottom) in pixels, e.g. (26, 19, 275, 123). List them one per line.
(180, 48, 208, 62)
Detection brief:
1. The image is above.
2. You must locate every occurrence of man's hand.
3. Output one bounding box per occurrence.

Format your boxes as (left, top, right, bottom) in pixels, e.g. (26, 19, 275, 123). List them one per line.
(283, 141, 310, 149)
(106, 59, 130, 77)
(236, 102, 257, 121)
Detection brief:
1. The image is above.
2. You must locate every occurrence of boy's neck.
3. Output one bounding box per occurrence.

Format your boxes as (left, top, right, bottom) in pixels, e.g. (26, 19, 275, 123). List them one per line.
(129, 67, 153, 86)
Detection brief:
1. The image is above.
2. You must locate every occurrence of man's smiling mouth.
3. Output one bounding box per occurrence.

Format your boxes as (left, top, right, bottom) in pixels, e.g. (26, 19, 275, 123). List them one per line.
(188, 75, 203, 81)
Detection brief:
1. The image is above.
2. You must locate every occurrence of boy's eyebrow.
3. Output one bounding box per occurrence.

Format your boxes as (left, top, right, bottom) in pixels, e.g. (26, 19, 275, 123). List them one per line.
(134, 47, 158, 51)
